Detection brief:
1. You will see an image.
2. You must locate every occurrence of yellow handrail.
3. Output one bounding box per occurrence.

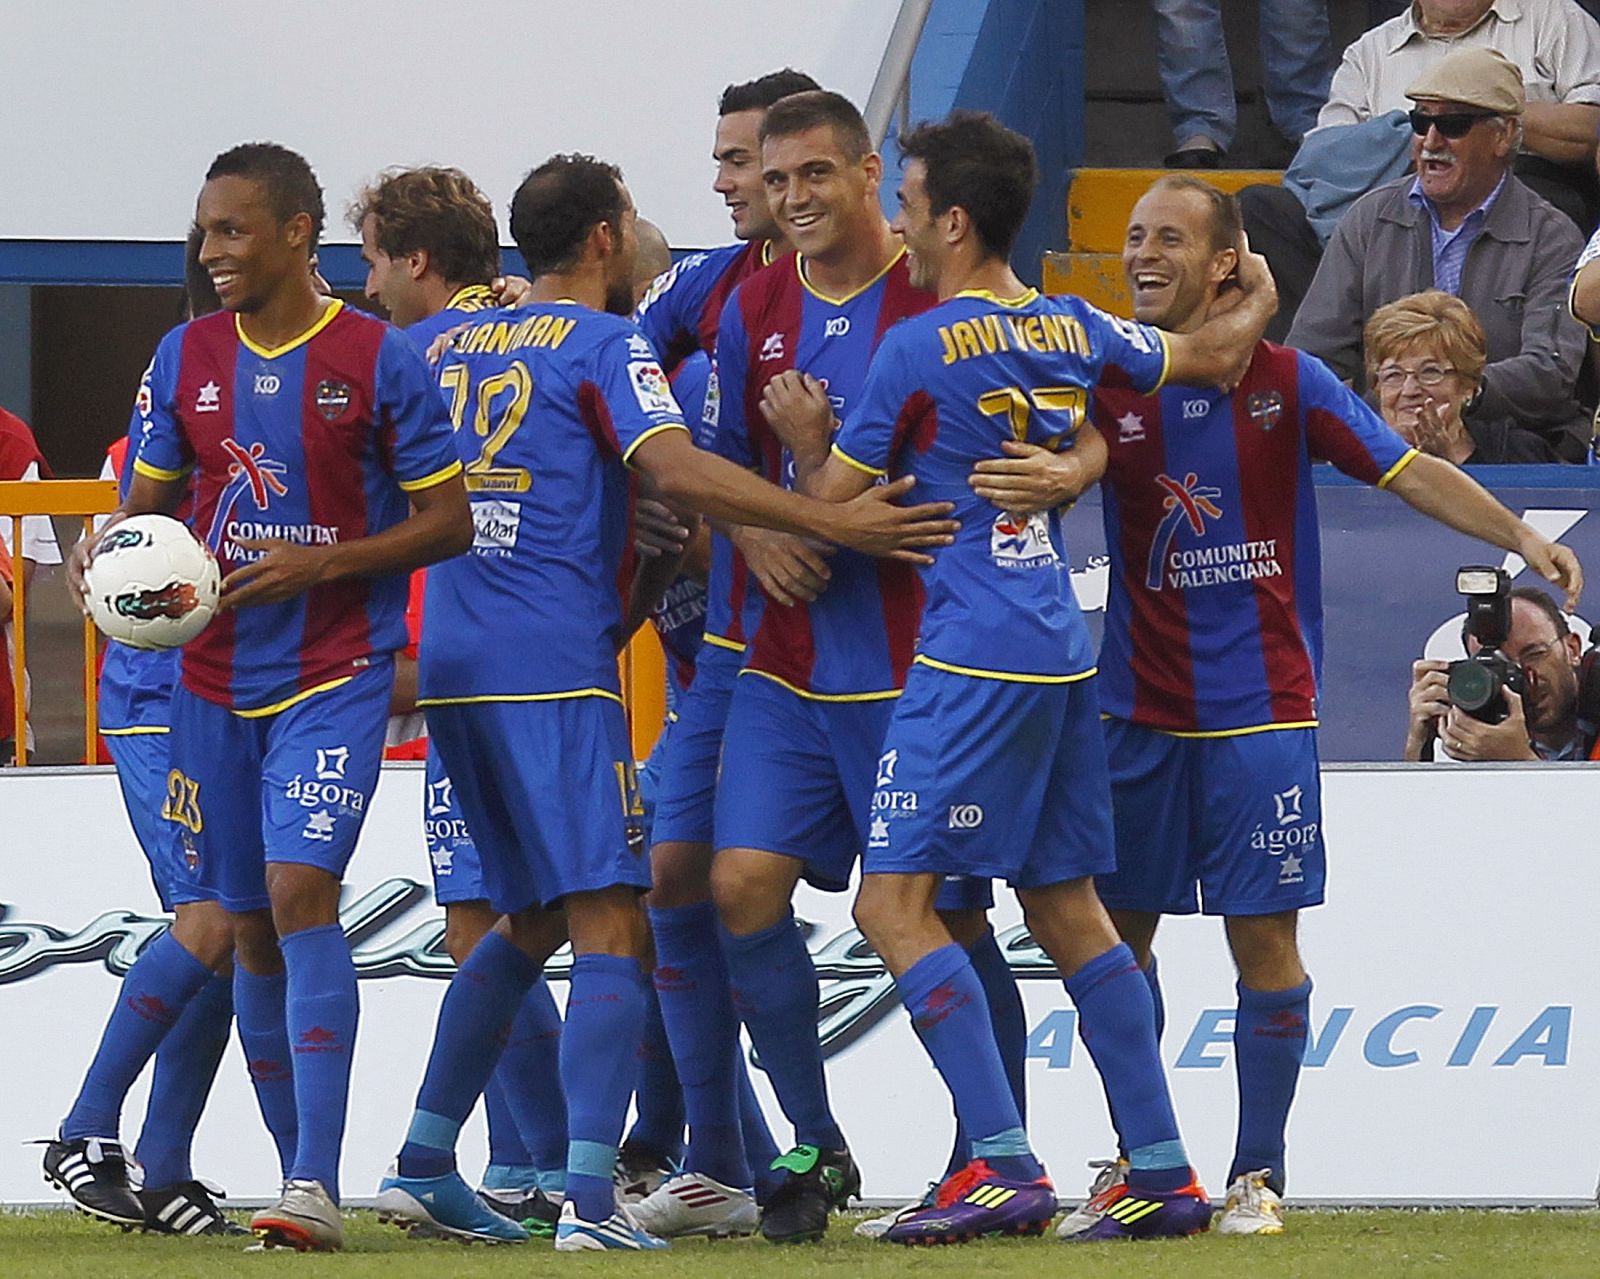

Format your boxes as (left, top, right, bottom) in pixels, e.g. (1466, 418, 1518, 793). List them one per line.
(0, 478, 670, 767)
(0, 480, 118, 767)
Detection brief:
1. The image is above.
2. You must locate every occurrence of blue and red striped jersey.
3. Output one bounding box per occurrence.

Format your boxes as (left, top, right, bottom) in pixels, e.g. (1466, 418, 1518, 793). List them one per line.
(131, 301, 462, 713)
(711, 249, 935, 697)
(417, 302, 690, 705)
(834, 288, 1167, 682)
(1093, 342, 1416, 735)
(634, 241, 774, 375)
(635, 240, 776, 654)
(650, 351, 711, 687)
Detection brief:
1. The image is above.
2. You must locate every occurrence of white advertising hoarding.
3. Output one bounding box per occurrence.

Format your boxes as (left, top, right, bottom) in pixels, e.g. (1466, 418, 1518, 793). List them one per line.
(1, 1, 902, 249)
(1, 764, 1596, 1205)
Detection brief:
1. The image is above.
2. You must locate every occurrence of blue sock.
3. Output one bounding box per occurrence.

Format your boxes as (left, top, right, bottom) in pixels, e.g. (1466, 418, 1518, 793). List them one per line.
(233, 967, 297, 1176)
(626, 982, 685, 1163)
(562, 954, 648, 1222)
(650, 903, 750, 1188)
(135, 971, 233, 1187)
(900, 944, 1041, 1183)
(720, 916, 842, 1151)
(62, 931, 212, 1141)
(736, 1050, 783, 1201)
(969, 931, 1028, 1121)
(281, 924, 359, 1202)
(1145, 955, 1166, 1043)
(1230, 977, 1311, 1194)
(1067, 944, 1189, 1194)
(490, 978, 568, 1178)
(482, 1078, 538, 1192)
(399, 932, 539, 1180)
(947, 931, 1029, 1177)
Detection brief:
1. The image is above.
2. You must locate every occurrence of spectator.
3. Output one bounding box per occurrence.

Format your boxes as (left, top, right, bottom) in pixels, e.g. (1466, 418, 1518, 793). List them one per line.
(0, 405, 63, 765)
(0, 406, 62, 583)
(1405, 586, 1594, 760)
(0, 541, 12, 766)
(1289, 49, 1593, 461)
(1152, 0, 1333, 167)
(1364, 290, 1559, 462)
(1243, 0, 1600, 336)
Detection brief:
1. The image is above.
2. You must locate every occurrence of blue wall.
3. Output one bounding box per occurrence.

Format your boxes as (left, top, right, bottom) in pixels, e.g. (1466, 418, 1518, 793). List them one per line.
(880, 0, 1084, 286)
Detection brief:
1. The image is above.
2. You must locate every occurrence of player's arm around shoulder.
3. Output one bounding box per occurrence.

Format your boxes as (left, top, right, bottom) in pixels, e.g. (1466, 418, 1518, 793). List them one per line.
(1164, 239, 1277, 390)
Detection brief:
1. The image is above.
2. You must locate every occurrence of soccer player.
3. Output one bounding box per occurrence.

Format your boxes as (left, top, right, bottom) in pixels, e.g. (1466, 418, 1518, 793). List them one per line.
(978, 175, 1582, 1237)
(351, 165, 569, 1234)
(702, 89, 1023, 1246)
(759, 110, 1288, 1245)
(43, 232, 243, 1238)
(69, 142, 473, 1252)
(629, 69, 824, 1235)
(375, 151, 956, 1252)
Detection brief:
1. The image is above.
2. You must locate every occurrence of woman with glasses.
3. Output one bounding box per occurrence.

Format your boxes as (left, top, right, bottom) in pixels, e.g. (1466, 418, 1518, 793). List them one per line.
(1363, 290, 1560, 465)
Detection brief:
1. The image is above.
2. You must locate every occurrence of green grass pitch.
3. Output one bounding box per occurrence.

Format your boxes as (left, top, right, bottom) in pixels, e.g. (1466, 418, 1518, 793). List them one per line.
(2, 1208, 1597, 1278)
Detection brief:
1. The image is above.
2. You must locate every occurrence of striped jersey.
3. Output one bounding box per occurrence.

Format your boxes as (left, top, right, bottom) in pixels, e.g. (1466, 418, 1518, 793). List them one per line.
(651, 352, 713, 691)
(635, 241, 773, 374)
(1093, 341, 1416, 734)
(834, 288, 1168, 682)
(130, 300, 462, 713)
(634, 239, 776, 654)
(417, 301, 690, 705)
(711, 249, 934, 698)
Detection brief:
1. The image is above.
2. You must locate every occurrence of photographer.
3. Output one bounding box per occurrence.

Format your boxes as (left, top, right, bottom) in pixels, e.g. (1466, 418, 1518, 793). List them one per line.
(1406, 586, 1592, 761)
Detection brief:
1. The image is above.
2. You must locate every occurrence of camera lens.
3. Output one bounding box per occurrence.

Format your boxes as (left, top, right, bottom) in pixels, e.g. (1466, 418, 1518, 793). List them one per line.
(1446, 660, 1497, 713)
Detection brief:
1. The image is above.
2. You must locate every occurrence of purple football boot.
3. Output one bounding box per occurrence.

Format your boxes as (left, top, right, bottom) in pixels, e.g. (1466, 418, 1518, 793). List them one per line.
(1064, 1175, 1212, 1242)
(884, 1159, 1057, 1246)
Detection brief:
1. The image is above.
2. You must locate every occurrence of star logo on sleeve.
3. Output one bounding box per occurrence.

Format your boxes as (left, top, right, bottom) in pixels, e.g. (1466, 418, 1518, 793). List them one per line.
(867, 816, 891, 850)
(304, 810, 337, 842)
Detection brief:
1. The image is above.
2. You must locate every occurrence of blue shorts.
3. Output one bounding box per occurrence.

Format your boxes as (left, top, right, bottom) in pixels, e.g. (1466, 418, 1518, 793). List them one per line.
(714, 671, 991, 906)
(714, 673, 894, 892)
(864, 663, 1115, 889)
(165, 661, 394, 913)
(425, 695, 650, 913)
(649, 643, 741, 848)
(423, 741, 486, 905)
(1097, 719, 1326, 917)
(105, 730, 210, 911)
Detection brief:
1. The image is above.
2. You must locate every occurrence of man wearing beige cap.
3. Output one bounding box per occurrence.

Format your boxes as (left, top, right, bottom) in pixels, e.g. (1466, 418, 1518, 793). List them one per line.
(1289, 46, 1590, 461)
(1240, 0, 1600, 337)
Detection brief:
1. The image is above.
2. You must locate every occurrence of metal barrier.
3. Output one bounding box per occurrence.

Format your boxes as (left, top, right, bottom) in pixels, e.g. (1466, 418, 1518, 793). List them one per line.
(0, 478, 118, 766)
(0, 478, 669, 767)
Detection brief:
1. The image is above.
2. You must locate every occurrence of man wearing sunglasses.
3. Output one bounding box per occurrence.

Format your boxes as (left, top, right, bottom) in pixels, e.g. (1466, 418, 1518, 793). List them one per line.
(1289, 48, 1591, 463)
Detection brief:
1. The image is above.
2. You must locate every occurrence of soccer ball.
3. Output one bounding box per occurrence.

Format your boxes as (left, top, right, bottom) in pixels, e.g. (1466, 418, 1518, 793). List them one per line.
(84, 513, 221, 650)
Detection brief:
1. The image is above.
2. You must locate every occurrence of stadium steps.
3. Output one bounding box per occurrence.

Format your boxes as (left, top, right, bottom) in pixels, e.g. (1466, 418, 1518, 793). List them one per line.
(1041, 168, 1282, 313)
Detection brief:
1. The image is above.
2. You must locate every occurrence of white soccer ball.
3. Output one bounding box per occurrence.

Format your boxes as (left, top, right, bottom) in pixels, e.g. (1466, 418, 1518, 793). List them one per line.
(84, 513, 221, 650)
